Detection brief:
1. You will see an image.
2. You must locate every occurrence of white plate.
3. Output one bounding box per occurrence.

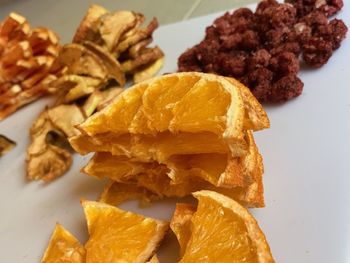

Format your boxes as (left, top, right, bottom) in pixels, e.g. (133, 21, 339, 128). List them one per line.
(1, 4, 350, 263)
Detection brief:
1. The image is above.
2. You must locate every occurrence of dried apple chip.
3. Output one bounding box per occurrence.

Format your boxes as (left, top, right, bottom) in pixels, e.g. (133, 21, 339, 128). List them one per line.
(82, 200, 168, 263)
(133, 56, 164, 84)
(40, 223, 85, 263)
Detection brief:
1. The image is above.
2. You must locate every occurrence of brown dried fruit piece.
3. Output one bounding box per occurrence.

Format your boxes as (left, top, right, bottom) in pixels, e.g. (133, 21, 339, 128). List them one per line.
(72, 5, 164, 84)
(0, 12, 64, 120)
(27, 5, 164, 182)
(26, 104, 85, 181)
(59, 43, 125, 86)
(0, 134, 16, 156)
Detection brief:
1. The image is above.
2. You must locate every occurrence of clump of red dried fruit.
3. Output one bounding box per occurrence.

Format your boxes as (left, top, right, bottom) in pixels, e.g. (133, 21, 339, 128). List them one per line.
(178, 0, 347, 103)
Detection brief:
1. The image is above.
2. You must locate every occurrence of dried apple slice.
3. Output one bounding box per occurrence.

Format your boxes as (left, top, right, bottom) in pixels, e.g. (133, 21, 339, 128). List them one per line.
(98, 10, 137, 52)
(59, 43, 108, 80)
(40, 223, 85, 263)
(82, 200, 168, 263)
(133, 56, 164, 84)
(73, 4, 108, 43)
(116, 17, 159, 55)
(83, 41, 125, 86)
(121, 46, 164, 73)
(26, 105, 85, 181)
(51, 75, 102, 103)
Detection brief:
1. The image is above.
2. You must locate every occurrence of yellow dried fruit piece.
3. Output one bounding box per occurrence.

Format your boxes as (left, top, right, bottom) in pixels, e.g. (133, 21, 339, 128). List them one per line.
(82, 130, 262, 188)
(175, 190, 275, 263)
(79, 73, 243, 135)
(98, 180, 159, 206)
(73, 72, 269, 158)
(40, 223, 85, 263)
(170, 203, 196, 258)
(71, 131, 230, 162)
(82, 200, 168, 263)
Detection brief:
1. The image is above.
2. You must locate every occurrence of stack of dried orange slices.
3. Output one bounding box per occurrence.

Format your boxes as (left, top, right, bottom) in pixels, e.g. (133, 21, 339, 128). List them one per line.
(70, 72, 269, 208)
(41, 72, 275, 262)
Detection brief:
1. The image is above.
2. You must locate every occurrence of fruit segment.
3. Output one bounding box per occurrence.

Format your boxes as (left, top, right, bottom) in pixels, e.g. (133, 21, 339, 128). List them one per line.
(40, 224, 85, 263)
(171, 191, 275, 263)
(82, 200, 168, 263)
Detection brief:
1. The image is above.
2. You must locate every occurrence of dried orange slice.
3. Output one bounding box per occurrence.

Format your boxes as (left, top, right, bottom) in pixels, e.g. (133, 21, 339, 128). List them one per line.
(40, 223, 85, 263)
(172, 191, 275, 263)
(82, 200, 168, 263)
(82, 129, 264, 207)
(98, 180, 159, 206)
(170, 203, 196, 258)
(83, 131, 259, 187)
(73, 72, 269, 158)
(70, 73, 269, 208)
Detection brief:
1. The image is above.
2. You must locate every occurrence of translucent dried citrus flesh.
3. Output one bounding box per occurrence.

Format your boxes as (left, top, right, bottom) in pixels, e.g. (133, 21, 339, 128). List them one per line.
(71, 131, 230, 161)
(82, 200, 168, 263)
(40, 224, 85, 263)
(82, 130, 262, 189)
(73, 72, 269, 158)
(79, 72, 243, 135)
(98, 180, 159, 206)
(178, 191, 275, 263)
(136, 170, 264, 207)
(226, 77, 269, 131)
(170, 203, 196, 258)
(169, 78, 231, 134)
(142, 74, 200, 132)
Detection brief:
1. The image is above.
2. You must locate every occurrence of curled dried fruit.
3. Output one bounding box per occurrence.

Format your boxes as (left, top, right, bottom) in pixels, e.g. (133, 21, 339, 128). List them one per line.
(26, 105, 85, 181)
(133, 56, 164, 83)
(83, 41, 125, 86)
(0, 12, 63, 120)
(59, 43, 109, 81)
(73, 4, 108, 44)
(26, 5, 164, 181)
(99, 10, 137, 52)
(121, 46, 164, 73)
(52, 75, 103, 103)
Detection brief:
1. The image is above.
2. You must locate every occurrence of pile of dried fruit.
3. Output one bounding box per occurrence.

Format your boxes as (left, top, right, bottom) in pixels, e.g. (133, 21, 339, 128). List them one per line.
(0, 13, 63, 120)
(178, 0, 347, 102)
(26, 4, 164, 182)
(40, 191, 275, 262)
(70, 72, 270, 207)
(41, 200, 167, 263)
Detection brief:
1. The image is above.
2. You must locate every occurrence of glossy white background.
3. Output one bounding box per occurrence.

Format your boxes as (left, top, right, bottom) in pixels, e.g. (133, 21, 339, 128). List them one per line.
(0, 3, 349, 263)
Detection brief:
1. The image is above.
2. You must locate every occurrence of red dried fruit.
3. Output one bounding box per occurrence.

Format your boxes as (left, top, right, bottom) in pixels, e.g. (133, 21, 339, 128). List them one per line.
(177, 0, 347, 103)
